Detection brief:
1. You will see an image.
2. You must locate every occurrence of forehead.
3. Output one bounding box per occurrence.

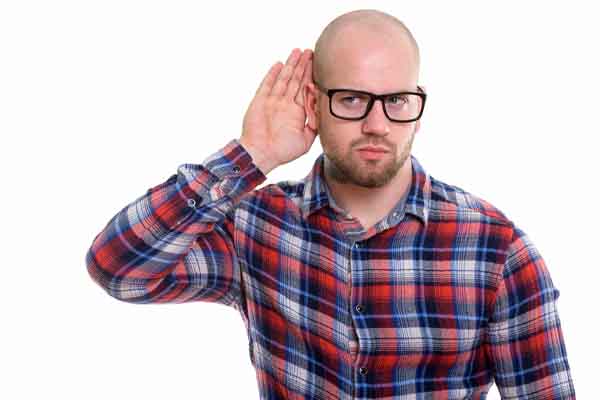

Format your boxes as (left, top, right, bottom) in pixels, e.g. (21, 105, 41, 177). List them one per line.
(323, 28, 418, 92)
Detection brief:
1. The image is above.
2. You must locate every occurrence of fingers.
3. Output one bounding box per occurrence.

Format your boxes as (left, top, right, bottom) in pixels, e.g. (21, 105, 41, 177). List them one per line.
(255, 62, 284, 97)
(255, 48, 313, 103)
(270, 48, 302, 97)
(285, 49, 312, 101)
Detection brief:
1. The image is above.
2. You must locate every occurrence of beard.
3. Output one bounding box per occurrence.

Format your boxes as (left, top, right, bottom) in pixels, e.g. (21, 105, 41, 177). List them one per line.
(320, 130, 415, 188)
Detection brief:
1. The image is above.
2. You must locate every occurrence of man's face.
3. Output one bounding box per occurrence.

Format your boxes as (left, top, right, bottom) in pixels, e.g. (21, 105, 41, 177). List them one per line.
(307, 30, 421, 189)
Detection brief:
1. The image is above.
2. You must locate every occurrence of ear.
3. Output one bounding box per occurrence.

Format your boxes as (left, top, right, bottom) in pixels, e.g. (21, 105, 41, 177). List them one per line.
(304, 81, 319, 133)
(414, 84, 426, 134)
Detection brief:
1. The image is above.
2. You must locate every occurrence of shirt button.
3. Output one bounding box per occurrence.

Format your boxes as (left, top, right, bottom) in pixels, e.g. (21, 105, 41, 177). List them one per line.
(354, 242, 361, 248)
(355, 304, 364, 313)
(232, 165, 241, 174)
(187, 198, 196, 208)
(392, 211, 399, 217)
(359, 367, 368, 375)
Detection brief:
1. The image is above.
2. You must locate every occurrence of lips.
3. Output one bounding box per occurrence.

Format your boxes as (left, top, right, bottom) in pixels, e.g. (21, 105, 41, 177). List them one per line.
(357, 146, 389, 153)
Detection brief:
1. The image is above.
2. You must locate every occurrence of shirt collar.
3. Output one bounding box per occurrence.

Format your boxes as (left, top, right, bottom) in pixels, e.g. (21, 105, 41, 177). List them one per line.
(299, 153, 431, 226)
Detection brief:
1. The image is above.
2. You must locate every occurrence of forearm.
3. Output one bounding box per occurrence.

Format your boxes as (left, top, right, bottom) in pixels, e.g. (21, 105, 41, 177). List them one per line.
(85, 138, 267, 304)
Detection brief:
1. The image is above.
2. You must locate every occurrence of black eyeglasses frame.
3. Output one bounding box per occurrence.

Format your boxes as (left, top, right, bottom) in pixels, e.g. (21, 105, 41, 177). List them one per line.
(313, 81, 427, 123)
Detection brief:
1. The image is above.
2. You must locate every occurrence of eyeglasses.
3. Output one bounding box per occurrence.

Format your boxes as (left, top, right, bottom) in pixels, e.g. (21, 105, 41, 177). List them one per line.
(313, 81, 427, 123)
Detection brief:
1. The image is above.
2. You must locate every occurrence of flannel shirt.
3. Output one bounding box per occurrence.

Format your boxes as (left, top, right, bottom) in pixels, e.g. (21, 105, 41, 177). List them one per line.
(86, 138, 576, 399)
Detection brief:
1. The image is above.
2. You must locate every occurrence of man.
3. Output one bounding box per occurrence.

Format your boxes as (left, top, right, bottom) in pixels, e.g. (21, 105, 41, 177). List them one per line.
(86, 9, 576, 399)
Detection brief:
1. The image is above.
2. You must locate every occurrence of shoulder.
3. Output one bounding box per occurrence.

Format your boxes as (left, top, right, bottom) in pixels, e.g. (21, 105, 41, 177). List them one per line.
(428, 175, 514, 228)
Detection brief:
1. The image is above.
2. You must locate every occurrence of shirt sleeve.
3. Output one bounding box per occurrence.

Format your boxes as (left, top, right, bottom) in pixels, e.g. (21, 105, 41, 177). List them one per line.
(85, 138, 267, 306)
(485, 225, 576, 399)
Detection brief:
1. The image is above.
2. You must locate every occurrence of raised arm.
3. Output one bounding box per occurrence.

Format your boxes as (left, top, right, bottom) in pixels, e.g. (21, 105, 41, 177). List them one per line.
(85, 139, 267, 305)
(85, 47, 316, 306)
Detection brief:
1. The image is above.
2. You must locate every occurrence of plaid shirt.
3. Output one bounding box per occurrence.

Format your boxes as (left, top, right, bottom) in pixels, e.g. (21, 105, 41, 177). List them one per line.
(86, 139, 576, 399)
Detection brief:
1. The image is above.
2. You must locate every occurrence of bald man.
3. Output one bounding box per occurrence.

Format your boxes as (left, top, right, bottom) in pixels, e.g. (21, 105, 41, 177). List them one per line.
(87, 9, 576, 400)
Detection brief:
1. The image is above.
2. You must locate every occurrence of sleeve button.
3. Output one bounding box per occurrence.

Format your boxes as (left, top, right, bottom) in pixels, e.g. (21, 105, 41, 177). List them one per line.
(359, 367, 368, 375)
(187, 198, 196, 208)
(232, 165, 241, 174)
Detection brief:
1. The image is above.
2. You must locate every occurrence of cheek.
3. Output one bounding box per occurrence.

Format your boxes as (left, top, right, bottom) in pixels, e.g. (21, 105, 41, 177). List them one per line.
(403, 124, 418, 137)
(392, 127, 416, 145)
(321, 129, 353, 153)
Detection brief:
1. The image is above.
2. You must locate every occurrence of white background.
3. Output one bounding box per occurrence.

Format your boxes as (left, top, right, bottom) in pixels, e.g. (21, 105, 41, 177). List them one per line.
(1, 1, 597, 398)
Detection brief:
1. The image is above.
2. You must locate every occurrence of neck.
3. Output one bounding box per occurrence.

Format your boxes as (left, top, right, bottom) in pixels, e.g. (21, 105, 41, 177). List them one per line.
(323, 156, 412, 221)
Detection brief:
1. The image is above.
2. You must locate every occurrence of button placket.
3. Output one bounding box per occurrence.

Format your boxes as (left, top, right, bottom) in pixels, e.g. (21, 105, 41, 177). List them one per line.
(350, 239, 369, 388)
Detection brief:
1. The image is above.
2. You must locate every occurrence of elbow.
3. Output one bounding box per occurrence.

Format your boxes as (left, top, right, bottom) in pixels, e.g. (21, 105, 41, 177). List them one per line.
(86, 248, 169, 304)
(85, 248, 138, 303)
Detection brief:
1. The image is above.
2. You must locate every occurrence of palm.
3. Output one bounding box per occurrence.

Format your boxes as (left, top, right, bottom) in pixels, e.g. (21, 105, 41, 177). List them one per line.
(245, 99, 308, 160)
(241, 48, 316, 169)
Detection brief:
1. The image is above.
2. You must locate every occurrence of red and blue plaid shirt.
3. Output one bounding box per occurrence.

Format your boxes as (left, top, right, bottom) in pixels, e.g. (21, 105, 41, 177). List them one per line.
(86, 139, 576, 399)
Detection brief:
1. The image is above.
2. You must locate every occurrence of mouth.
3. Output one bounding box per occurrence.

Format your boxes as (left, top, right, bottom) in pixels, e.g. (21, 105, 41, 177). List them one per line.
(356, 148, 389, 160)
(356, 146, 389, 153)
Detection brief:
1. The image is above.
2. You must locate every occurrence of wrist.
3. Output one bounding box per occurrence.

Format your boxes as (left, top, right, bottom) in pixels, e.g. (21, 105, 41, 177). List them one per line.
(238, 137, 277, 175)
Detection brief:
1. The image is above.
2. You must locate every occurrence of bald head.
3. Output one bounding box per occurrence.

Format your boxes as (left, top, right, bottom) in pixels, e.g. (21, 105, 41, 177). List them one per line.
(313, 9, 420, 86)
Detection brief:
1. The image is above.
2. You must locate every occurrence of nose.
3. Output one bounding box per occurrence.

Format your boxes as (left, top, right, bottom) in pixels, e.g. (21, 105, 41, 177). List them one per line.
(362, 98, 390, 135)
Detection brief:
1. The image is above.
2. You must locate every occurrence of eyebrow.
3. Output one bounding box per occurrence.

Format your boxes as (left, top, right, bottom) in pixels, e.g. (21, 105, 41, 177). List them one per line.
(335, 87, 419, 94)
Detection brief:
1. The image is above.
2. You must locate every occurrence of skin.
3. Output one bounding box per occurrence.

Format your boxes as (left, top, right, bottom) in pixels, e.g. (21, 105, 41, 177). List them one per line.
(304, 22, 423, 229)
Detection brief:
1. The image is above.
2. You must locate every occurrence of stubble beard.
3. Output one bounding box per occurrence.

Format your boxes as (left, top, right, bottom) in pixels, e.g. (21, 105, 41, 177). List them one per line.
(322, 130, 415, 189)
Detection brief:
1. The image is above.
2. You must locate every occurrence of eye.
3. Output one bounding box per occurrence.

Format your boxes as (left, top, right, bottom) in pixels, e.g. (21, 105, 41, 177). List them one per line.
(387, 94, 408, 105)
(341, 95, 360, 104)
(333, 91, 370, 108)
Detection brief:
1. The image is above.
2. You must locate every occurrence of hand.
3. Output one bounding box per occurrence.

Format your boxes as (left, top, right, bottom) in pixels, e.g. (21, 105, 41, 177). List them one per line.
(240, 48, 317, 174)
